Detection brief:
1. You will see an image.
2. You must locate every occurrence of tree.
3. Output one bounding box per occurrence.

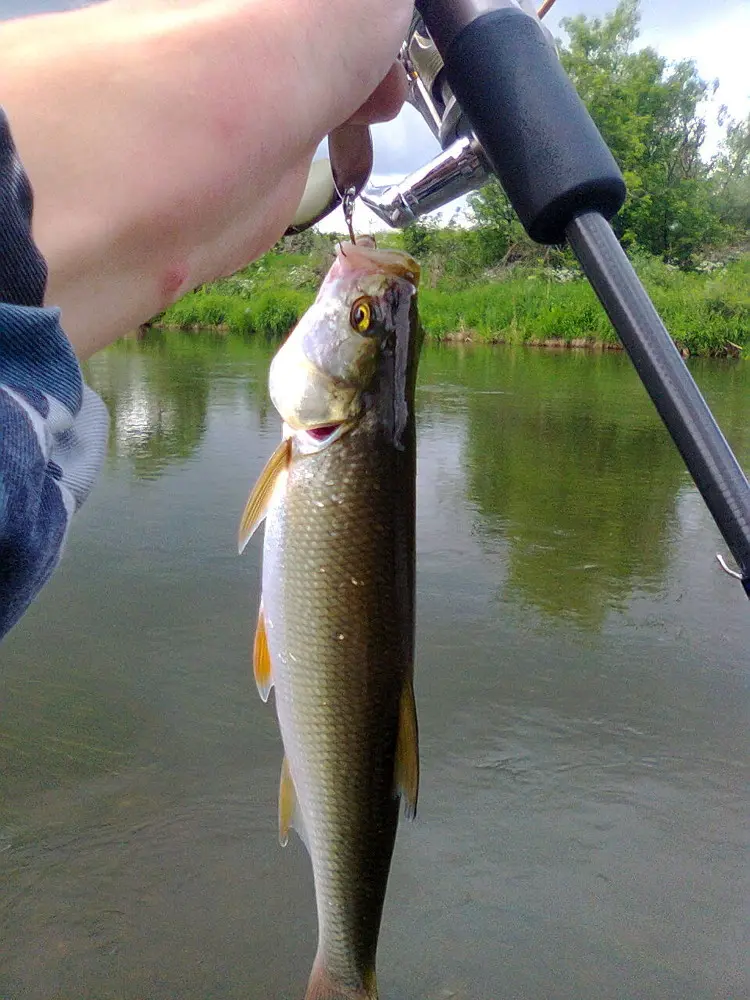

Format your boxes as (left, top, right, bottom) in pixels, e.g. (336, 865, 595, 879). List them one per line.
(557, 0, 728, 262)
(560, 0, 736, 264)
(467, 178, 526, 266)
(469, 0, 740, 265)
(712, 112, 750, 231)
(401, 220, 437, 258)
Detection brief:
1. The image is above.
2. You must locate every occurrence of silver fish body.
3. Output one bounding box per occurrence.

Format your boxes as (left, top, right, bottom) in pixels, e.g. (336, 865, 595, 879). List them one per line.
(240, 241, 422, 1000)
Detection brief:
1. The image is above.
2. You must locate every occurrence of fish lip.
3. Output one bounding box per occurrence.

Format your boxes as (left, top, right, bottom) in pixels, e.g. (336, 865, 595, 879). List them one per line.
(328, 242, 421, 287)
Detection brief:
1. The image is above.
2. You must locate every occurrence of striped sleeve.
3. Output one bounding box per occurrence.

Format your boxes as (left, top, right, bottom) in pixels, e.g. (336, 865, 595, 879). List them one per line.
(0, 108, 108, 638)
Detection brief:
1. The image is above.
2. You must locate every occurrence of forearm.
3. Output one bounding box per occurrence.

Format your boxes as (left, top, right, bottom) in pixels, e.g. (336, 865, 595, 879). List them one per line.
(0, 0, 410, 360)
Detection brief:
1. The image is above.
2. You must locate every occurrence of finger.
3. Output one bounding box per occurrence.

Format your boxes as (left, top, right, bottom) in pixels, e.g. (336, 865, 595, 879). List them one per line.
(347, 61, 408, 125)
(329, 121, 373, 193)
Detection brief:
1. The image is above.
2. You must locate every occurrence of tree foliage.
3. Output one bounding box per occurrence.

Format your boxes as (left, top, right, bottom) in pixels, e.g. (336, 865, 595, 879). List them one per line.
(468, 0, 747, 266)
(711, 112, 750, 231)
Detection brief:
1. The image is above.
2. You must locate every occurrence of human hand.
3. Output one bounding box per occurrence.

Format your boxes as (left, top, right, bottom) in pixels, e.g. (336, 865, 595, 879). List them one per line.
(0, 0, 412, 358)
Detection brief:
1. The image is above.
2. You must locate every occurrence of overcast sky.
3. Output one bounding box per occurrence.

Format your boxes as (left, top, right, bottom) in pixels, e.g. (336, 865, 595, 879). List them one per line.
(2, 0, 747, 231)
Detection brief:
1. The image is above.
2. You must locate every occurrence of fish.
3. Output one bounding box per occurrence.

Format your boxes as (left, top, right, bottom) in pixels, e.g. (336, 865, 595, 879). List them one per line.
(239, 238, 423, 1000)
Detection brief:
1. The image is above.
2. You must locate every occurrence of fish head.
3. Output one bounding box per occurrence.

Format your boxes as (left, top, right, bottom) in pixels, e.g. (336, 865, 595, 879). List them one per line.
(269, 239, 421, 451)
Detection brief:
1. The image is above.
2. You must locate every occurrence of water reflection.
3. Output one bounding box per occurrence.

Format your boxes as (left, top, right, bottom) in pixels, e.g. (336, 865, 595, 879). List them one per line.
(84, 334, 210, 479)
(464, 352, 683, 625)
(83, 334, 750, 626)
(418, 347, 749, 627)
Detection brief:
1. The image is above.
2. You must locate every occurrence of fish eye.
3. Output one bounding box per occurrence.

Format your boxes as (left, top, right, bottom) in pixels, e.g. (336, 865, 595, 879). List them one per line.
(350, 297, 374, 334)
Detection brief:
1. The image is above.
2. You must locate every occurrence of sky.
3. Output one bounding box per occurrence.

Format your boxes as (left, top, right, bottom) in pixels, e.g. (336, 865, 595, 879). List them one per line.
(2, 0, 748, 232)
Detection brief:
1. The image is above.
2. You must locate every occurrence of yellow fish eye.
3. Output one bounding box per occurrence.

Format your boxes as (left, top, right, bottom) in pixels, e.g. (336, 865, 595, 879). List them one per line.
(350, 297, 374, 334)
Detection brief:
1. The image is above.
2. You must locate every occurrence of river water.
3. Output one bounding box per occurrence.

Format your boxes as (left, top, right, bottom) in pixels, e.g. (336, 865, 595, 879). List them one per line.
(1, 334, 747, 1000)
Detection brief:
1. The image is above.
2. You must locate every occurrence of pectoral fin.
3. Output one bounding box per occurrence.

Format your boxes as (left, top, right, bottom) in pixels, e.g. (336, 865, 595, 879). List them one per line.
(238, 437, 291, 554)
(395, 679, 419, 819)
(279, 756, 309, 852)
(253, 602, 273, 702)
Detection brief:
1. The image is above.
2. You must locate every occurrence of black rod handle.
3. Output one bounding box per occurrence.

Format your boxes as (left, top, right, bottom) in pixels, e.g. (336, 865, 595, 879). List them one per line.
(421, 1, 626, 243)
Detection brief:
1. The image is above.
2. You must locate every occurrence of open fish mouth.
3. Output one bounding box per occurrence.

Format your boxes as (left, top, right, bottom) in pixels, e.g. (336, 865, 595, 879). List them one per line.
(295, 420, 351, 454)
(305, 422, 343, 442)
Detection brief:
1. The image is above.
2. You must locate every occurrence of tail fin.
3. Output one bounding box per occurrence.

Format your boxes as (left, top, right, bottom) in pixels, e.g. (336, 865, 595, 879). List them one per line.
(304, 958, 377, 1000)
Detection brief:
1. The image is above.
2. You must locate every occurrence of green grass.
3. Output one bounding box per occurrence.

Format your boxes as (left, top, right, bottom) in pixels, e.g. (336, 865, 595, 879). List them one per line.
(158, 287, 313, 338)
(154, 249, 750, 357)
(419, 253, 750, 355)
(420, 278, 613, 346)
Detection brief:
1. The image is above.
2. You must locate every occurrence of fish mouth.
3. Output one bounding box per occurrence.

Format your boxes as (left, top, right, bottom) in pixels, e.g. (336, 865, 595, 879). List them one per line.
(295, 420, 351, 453)
(306, 422, 342, 442)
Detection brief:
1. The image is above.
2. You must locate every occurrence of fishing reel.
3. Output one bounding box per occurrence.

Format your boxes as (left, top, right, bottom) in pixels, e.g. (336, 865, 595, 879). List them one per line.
(289, 0, 625, 245)
(360, 0, 554, 228)
(288, 0, 553, 233)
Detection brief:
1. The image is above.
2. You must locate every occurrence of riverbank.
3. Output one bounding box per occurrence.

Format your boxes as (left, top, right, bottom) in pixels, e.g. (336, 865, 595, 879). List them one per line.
(153, 249, 750, 358)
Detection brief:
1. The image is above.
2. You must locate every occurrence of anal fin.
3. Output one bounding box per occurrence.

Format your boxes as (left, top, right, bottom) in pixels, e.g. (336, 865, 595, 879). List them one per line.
(395, 678, 419, 820)
(279, 756, 309, 852)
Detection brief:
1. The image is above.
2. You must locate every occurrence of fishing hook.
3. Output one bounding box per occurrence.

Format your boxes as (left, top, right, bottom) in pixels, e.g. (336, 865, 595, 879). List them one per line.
(342, 185, 358, 244)
(332, 168, 358, 244)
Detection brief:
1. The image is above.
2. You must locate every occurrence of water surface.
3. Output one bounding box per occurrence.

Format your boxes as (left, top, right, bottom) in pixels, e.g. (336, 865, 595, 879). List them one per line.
(2, 334, 748, 999)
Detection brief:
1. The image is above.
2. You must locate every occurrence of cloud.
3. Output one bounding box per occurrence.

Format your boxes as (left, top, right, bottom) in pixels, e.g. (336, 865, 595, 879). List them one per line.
(370, 104, 441, 177)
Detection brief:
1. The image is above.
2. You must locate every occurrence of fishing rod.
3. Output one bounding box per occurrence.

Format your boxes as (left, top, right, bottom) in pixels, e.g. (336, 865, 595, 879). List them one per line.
(292, 0, 750, 599)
